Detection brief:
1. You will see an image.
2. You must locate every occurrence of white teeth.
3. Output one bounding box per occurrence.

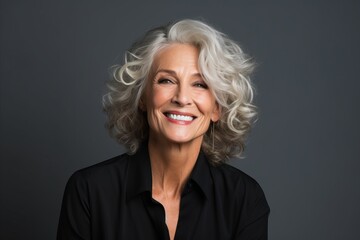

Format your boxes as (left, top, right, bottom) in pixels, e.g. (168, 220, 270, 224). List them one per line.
(167, 113, 194, 121)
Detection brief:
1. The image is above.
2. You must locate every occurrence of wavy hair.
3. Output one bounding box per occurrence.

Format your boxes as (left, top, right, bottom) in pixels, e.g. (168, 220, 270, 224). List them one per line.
(103, 19, 256, 165)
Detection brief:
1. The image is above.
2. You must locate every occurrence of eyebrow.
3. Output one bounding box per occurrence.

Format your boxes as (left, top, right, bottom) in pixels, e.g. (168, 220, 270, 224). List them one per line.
(154, 69, 203, 78)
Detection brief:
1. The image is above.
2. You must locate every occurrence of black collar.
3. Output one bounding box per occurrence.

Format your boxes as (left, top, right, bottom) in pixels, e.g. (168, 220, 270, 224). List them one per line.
(125, 142, 213, 202)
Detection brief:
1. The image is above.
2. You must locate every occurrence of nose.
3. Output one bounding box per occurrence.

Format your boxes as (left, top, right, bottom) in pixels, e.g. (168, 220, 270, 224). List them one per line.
(171, 84, 192, 106)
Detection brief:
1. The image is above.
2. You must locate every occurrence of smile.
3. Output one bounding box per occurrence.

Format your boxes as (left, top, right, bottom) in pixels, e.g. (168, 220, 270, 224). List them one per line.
(165, 113, 195, 121)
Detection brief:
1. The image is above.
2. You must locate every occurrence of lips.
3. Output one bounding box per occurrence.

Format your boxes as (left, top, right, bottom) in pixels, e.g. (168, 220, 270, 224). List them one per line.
(164, 112, 196, 122)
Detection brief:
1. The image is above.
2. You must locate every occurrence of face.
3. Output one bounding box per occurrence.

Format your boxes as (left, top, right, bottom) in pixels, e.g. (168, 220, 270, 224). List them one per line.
(142, 44, 220, 145)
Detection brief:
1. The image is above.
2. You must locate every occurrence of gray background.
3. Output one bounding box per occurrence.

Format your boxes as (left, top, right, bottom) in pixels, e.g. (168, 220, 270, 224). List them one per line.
(1, 0, 359, 239)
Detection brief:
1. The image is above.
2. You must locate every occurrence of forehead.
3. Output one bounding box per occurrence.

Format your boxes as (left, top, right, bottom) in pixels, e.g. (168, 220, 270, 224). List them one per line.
(151, 43, 200, 71)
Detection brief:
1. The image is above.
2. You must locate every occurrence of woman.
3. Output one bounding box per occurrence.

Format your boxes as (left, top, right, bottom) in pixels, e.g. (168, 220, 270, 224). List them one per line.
(57, 19, 270, 240)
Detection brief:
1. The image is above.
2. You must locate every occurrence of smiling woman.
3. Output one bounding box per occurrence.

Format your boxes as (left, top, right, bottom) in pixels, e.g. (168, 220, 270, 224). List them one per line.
(57, 19, 270, 240)
(143, 44, 220, 147)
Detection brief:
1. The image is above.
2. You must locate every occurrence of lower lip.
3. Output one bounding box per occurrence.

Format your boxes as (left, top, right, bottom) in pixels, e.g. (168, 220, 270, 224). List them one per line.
(165, 116, 193, 125)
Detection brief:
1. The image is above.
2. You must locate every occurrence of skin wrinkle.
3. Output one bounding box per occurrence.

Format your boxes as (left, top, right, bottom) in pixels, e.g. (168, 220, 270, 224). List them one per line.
(143, 43, 220, 240)
(104, 20, 256, 165)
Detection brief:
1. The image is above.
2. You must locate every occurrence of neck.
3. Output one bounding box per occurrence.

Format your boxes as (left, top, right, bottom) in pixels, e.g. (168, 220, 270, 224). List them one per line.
(148, 135, 202, 198)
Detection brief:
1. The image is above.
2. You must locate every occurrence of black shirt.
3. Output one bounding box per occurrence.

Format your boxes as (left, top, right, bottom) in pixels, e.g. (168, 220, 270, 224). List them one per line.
(57, 144, 270, 240)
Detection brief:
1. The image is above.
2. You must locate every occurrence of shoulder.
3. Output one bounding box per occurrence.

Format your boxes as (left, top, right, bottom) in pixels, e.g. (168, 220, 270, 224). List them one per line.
(210, 163, 263, 193)
(210, 162, 270, 216)
(66, 153, 130, 191)
(209, 163, 270, 237)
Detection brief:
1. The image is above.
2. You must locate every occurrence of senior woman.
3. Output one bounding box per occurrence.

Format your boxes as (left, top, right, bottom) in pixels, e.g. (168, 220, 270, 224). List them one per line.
(57, 19, 270, 240)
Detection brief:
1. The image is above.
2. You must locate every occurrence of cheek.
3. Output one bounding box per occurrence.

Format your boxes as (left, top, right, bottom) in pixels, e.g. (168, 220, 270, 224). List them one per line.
(151, 88, 172, 108)
(194, 94, 217, 115)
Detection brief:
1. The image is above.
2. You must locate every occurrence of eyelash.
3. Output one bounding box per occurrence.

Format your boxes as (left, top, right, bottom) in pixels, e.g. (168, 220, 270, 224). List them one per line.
(157, 78, 173, 84)
(157, 78, 208, 89)
(194, 82, 208, 89)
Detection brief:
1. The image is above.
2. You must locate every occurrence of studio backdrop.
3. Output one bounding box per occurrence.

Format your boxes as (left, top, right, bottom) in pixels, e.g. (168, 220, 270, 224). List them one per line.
(1, 1, 359, 239)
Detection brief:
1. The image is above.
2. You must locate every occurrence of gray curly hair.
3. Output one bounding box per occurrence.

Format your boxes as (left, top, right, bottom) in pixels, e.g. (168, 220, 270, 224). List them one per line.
(103, 19, 256, 165)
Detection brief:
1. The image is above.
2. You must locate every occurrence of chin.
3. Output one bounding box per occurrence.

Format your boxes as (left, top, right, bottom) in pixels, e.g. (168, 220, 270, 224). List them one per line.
(164, 134, 204, 145)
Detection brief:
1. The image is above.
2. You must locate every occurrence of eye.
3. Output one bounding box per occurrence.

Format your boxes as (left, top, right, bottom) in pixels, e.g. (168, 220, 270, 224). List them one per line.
(157, 78, 174, 84)
(193, 81, 208, 89)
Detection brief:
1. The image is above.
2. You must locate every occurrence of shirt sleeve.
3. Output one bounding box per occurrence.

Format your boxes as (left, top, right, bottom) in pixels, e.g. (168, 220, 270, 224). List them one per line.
(235, 181, 270, 240)
(57, 171, 91, 240)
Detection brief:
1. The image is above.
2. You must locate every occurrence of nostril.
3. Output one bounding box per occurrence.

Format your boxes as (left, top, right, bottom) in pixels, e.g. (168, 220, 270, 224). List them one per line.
(171, 92, 192, 106)
(171, 98, 181, 105)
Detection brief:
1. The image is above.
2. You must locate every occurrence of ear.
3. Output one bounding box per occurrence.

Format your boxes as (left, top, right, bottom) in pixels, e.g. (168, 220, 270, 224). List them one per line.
(211, 102, 220, 122)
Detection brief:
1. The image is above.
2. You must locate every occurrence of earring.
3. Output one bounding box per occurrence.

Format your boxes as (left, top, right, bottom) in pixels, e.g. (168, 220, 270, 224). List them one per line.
(211, 122, 215, 151)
